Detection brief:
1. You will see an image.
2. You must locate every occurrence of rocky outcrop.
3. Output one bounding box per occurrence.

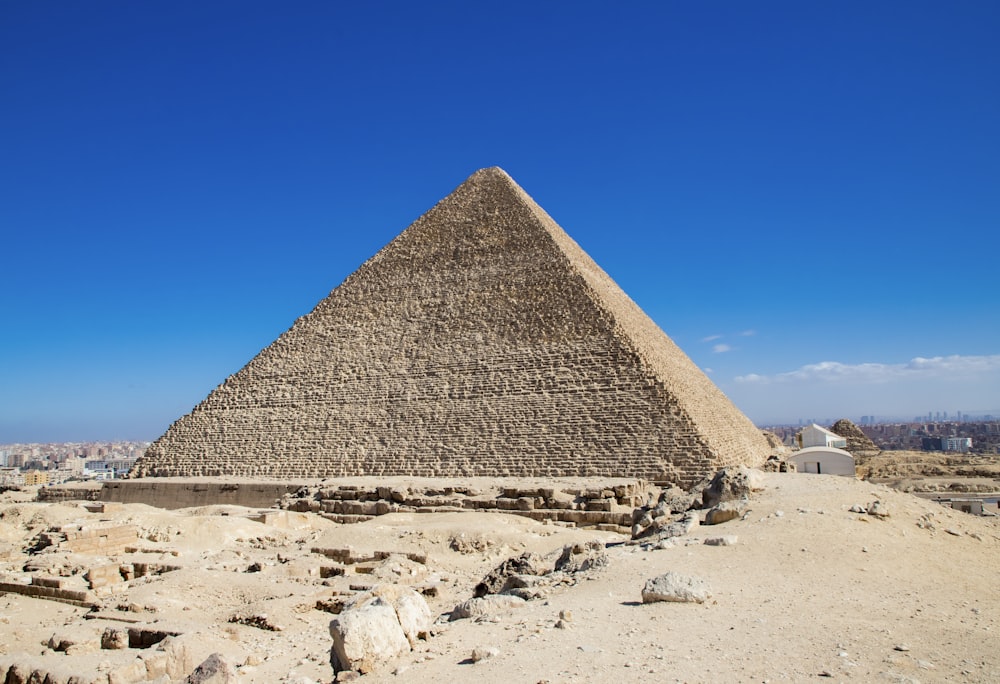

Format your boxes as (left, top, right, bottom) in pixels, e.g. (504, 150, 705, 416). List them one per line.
(830, 419, 880, 456)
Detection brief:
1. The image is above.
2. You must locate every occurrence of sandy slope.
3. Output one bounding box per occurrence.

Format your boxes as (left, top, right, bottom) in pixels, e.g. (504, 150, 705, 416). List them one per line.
(1, 472, 998, 683)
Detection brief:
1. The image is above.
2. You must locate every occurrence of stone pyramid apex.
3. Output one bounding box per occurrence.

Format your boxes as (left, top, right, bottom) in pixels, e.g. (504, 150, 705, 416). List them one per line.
(131, 169, 771, 486)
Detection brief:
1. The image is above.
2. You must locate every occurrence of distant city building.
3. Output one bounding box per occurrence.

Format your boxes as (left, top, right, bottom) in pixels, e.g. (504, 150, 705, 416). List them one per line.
(942, 437, 972, 453)
(23, 470, 49, 486)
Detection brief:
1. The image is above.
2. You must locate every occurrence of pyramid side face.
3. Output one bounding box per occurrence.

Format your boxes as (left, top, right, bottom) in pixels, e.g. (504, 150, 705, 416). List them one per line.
(499, 172, 772, 473)
(133, 168, 769, 485)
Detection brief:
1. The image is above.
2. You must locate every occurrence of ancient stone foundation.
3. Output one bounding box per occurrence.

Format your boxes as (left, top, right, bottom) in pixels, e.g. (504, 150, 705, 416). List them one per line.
(281, 479, 652, 534)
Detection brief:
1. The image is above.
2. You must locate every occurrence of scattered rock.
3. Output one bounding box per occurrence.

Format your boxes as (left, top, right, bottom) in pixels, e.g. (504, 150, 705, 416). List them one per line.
(658, 487, 697, 515)
(704, 536, 738, 546)
(632, 488, 698, 539)
(945, 528, 962, 537)
(499, 573, 554, 601)
(474, 552, 545, 597)
(450, 594, 526, 621)
(867, 501, 890, 518)
(641, 572, 712, 604)
(554, 541, 607, 574)
(704, 501, 746, 525)
(471, 646, 499, 662)
(228, 612, 283, 631)
(186, 652, 238, 683)
(700, 466, 760, 509)
(101, 628, 129, 650)
(47, 633, 78, 652)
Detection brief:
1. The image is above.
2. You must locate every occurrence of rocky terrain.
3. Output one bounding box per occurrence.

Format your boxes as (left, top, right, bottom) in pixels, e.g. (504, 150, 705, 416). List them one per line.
(0, 471, 998, 683)
(859, 450, 1000, 495)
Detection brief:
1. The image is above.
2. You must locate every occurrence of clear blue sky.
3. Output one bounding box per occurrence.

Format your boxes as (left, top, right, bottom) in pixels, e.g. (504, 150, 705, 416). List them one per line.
(2, 1, 998, 442)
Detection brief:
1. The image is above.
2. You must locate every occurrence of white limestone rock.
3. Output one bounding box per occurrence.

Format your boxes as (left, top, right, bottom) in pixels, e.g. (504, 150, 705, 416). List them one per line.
(329, 596, 410, 674)
(641, 572, 712, 604)
(704, 500, 746, 525)
(366, 584, 432, 646)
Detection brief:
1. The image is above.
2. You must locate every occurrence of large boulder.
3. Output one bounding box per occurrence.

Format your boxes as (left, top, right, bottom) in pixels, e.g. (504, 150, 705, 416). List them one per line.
(704, 500, 746, 525)
(700, 466, 762, 509)
(641, 572, 712, 604)
(186, 653, 238, 684)
(330, 596, 410, 674)
(367, 584, 432, 646)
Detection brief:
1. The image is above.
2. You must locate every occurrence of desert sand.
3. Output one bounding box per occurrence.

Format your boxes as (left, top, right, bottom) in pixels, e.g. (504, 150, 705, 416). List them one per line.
(1, 471, 998, 683)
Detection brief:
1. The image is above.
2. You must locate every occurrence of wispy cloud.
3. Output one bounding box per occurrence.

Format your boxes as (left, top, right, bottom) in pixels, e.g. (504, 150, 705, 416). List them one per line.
(739, 329, 756, 337)
(713, 343, 733, 354)
(702, 334, 722, 342)
(735, 355, 1000, 384)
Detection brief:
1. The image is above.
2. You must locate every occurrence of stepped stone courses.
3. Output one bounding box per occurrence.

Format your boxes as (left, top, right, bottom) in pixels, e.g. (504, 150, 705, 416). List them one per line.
(131, 167, 771, 487)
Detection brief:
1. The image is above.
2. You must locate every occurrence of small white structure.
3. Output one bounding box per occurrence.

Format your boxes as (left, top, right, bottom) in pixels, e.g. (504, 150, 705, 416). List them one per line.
(797, 424, 848, 449)
(788, 446, 856, 477)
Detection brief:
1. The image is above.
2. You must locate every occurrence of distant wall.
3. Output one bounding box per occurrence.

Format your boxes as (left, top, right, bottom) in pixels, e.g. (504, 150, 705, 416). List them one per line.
(99, 480, 307, 509)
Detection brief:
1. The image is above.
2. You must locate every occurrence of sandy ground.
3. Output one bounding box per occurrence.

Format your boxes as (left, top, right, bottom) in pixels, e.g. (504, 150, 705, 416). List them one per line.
(1, 472, 998, 683)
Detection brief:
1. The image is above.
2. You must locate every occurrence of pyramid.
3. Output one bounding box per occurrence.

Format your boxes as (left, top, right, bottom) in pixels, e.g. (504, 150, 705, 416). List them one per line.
(829, 419, 880, 456)
(131, 167, 771, 486)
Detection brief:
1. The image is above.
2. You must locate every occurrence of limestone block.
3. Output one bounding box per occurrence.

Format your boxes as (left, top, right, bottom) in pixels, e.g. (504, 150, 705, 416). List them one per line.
(329, 597, 410, 674)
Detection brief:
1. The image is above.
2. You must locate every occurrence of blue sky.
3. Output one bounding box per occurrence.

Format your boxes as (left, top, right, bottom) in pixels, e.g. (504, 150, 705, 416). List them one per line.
(2, 1, 998, 442)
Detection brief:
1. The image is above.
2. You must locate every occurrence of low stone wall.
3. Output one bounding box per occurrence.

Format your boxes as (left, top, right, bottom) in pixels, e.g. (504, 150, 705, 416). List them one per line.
(99, 480, 308, 509)
(281, 480, 652, 534)
(91, 477, 653, 534)
(36, 482, 103, 503)
(0, 579, 95, 607)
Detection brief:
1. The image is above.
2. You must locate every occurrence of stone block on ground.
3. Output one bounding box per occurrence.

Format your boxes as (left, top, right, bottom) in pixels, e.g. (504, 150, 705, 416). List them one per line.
(450, 594, 527, 621)
(641, 571, 712, 604)
(329, 596, 410, 674)
(704, 500, 746, 525)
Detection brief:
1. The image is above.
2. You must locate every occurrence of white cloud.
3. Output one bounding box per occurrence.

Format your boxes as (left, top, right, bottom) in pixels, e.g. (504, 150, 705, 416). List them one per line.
(702, 334, 722, 342)
(739, 329, 756, 337)
(713, 343, 732, 354)
(735, 354, 1000, 384)
(703, 367, 714, 374)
